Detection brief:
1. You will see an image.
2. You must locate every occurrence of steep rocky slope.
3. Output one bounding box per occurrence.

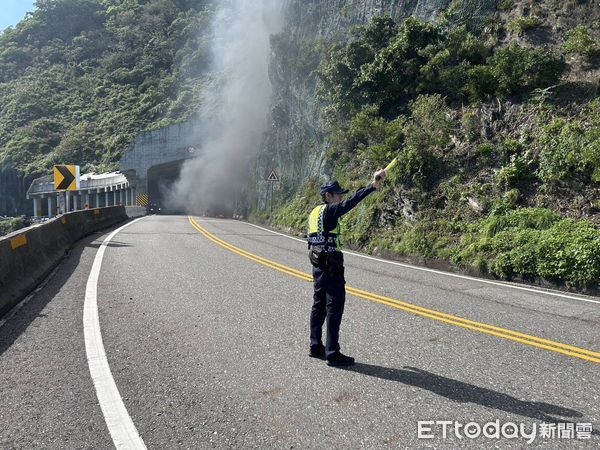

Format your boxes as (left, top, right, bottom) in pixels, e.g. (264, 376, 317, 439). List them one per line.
(258, 0, 599, 290)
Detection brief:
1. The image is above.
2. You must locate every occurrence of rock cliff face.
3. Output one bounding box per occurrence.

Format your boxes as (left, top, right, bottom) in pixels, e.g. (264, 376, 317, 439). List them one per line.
(0, 164, 38, 216)
(282, 0, 454, 39)
(0, 166, 23, 216)
(258, 0, 497, 196)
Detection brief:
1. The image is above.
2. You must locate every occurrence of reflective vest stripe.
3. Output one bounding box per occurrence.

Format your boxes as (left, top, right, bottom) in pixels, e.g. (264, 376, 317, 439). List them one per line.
(307, 205, 341, 249)
(308, 205, 325, 233)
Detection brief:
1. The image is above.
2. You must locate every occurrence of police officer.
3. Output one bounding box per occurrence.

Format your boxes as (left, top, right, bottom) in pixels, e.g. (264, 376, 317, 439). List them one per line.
(307, 169, 386, 366)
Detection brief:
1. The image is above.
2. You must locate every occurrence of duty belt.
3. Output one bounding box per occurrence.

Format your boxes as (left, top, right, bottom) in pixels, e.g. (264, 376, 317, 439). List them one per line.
(307, 234, 337, 248)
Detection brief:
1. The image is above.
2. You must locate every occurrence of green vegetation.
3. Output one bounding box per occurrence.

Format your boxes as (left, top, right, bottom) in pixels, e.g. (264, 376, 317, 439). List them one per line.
(535, 100, 600, 184)
(317, 17, 565, 119)
(0, 0, 214, 178)
(459, 209, 600, 284)
(270, 15, 599, 289)
(562, 25, 598, 59)
(507, 16, 543, 34)
(487, 44, 565, 97)
(270, 177, 321, 231)
(0, 217, 26, 236)
(497, 0, 516, 11)
(362, 208, 600, 285)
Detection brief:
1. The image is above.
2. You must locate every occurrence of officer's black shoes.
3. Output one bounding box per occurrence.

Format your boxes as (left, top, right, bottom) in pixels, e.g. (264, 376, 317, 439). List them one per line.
(309, 344, 326, 359)
(309, 347, 355, 366)
(326, 352, 355, 367)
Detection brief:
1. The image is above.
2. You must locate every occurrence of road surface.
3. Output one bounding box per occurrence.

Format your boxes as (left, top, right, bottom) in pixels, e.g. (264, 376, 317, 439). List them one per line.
(1, 215, 598, 448)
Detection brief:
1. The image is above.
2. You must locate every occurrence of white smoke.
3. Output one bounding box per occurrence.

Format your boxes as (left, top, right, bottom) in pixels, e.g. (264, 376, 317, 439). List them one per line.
(168, 0, 283, 215)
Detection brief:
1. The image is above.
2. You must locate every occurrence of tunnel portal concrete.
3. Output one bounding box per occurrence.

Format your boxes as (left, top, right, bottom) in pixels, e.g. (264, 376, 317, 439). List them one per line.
(119, 118, 202, 206)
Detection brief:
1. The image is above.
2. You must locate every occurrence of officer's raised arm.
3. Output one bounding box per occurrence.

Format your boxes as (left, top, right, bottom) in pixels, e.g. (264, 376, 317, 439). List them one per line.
(326, 168, 385, 220)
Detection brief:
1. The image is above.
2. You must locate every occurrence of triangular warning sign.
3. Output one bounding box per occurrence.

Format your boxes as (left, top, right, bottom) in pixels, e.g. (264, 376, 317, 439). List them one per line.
(267, 169, 280, 181)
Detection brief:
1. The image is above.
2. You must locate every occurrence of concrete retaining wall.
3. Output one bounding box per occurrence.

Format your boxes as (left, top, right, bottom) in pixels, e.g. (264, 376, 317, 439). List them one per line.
(0, 206, 128, 318)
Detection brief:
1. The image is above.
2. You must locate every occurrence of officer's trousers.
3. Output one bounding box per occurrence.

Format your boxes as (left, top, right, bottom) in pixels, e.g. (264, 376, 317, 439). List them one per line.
(310, 264, 346, 357)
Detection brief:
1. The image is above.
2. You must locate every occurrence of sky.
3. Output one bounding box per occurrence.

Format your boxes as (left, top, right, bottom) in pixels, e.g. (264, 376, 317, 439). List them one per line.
(0, 0, 36, 32)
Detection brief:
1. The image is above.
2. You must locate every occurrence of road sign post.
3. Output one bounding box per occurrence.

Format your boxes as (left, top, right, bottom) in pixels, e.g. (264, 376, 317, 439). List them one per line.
(266, 169, 280, 214)
(58, 193, 65, 215)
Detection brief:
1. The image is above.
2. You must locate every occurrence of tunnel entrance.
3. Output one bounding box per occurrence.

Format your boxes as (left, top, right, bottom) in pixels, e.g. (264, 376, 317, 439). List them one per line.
(147, 159, 186, 214)
(146, 158, 243, 218)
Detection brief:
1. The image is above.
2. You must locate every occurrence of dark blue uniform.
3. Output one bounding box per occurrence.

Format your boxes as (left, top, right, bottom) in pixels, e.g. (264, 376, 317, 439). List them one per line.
(310, 185, 376, 357)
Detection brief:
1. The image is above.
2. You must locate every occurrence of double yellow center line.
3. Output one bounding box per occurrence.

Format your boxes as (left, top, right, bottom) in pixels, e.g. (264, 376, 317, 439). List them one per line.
(188, 216, 600, 364)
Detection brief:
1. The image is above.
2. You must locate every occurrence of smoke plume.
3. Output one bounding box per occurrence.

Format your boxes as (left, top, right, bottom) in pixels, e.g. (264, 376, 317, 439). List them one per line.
(168, 0, 282, 216)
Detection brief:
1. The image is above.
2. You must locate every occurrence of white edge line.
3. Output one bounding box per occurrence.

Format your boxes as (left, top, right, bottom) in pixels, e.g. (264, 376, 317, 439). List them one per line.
(224, 219, 600, 306)
(84, 217, 147, 450)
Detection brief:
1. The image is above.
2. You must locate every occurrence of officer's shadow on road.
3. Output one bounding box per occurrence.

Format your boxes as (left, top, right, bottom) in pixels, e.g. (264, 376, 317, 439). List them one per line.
(342, 363, 584, 424)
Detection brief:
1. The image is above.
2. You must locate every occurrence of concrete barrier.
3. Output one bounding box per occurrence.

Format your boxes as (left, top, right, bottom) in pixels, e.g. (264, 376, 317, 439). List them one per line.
(125, 206, 146, 218)
(0, 206, 128, 318)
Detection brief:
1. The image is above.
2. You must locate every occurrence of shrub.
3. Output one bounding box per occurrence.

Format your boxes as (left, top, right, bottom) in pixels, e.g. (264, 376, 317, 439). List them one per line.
(488, 228, 540, 277)
(348, 106, 406, 167)
(498, 0, 515, 10)
(535, 220, 600, 284)
(495, 153, 535, 189)
(482, 207, 561, 237)
(475, 142, 495, 157)
(488, 44, 566, 96)
(319, 17, 566, 112)
(355, 17, 441, 116)
(507, 17, 543, 34)
(464, 65, 498, 101)
(535, 115, 599, 184)
(562, 25, 598, 58)
(0, 217, 26, 236)
(503, 188, 520, 206)
(460, 209, 600, 285)
(385, 146, 440, 189)
(461, 107, 481, 142)
(498, 139, 524, 160)
(405, 94, 454, 151)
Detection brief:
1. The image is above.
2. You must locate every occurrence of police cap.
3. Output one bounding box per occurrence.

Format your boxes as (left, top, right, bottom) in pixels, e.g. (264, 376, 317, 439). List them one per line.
(320, 180, 349, 195)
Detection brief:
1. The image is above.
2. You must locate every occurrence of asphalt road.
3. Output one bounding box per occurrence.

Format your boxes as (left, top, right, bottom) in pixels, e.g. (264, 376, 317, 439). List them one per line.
(1, 214, 599, 449)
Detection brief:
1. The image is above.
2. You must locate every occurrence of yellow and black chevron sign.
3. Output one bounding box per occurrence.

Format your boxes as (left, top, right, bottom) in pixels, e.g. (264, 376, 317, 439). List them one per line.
(53, 165, 80, 191)
(136, 193, 148, 206)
